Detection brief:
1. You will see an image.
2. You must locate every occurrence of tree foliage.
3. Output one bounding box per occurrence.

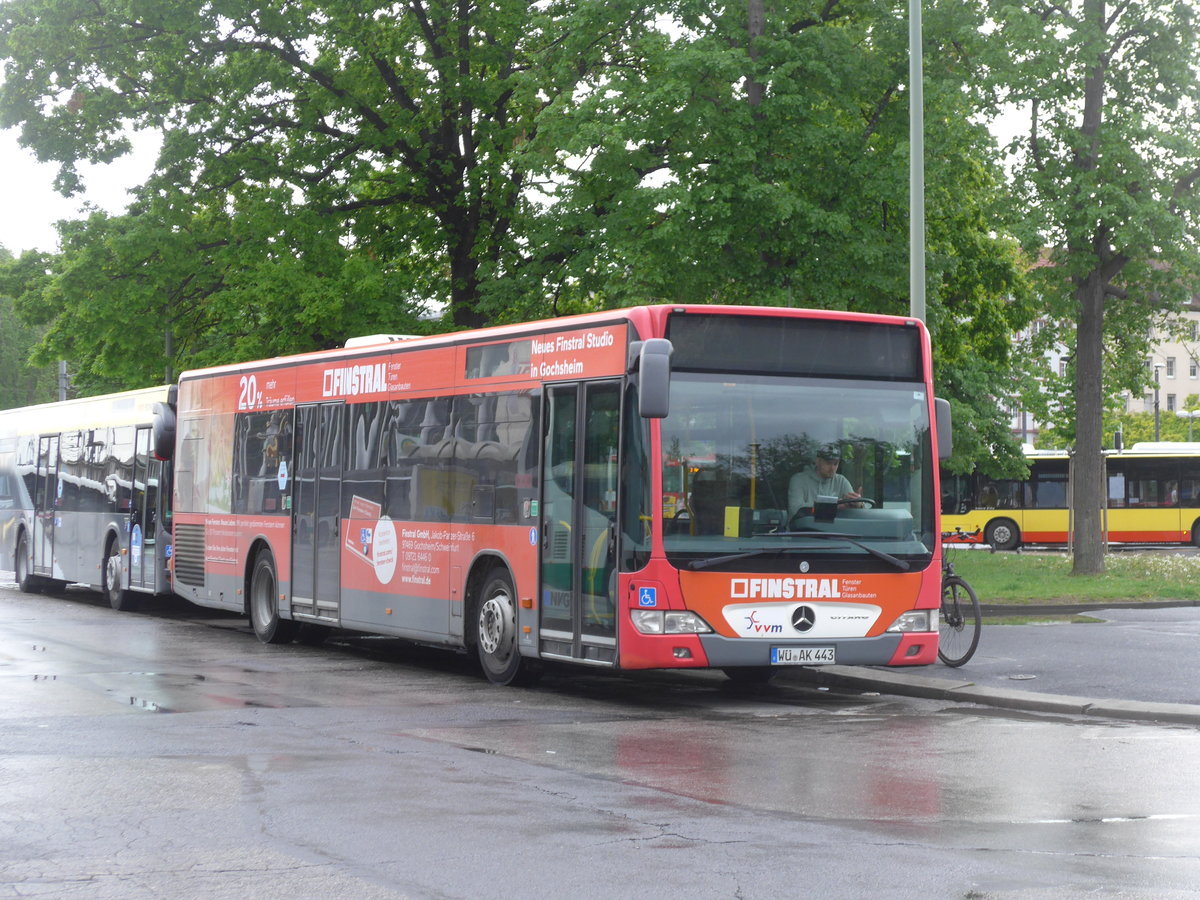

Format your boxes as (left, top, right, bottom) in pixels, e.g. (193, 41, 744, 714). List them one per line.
(0, 246, 59, 408)
(984, 0, 1200, 573)
(0, 0, 1030, 473)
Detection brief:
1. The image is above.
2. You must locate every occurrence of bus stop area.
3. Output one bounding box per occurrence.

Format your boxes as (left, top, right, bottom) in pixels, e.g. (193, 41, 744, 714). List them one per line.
(788, 602, 1200, 726)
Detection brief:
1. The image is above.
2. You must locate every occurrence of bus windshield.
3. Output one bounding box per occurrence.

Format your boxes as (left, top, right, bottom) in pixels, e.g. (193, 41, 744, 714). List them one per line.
(660, 373, 935, 570)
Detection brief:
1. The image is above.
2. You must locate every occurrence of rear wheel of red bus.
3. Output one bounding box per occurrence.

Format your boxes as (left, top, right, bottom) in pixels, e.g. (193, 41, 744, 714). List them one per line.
(249, 548, 297, 644)
(474, 566, 540, 687)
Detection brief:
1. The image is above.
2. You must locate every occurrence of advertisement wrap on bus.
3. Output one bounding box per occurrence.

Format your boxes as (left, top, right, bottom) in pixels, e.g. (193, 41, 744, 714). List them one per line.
(6, 305, 953, 685)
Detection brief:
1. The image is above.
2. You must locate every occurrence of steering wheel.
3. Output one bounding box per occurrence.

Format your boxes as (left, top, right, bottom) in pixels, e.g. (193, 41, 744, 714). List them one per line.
(840, 495, 878, 508)
(786, 496, 878, 529)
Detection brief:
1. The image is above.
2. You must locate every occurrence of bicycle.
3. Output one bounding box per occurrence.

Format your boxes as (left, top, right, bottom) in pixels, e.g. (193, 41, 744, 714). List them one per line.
(938, 528, 982, 667)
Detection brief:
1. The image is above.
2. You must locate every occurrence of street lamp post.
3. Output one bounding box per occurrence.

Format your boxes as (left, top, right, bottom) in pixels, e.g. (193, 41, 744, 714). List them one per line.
(1154, 364, 1164, 440)
(1178, 409, 1200, 441)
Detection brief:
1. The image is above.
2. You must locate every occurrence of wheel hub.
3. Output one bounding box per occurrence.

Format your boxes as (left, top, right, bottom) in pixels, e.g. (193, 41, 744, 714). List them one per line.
(478, 592, 514, 656)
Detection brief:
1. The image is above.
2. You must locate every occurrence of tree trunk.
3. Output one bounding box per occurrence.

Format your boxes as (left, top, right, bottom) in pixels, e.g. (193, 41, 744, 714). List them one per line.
(746, 0, 765, 107)
(1072, 271, 1106, 575)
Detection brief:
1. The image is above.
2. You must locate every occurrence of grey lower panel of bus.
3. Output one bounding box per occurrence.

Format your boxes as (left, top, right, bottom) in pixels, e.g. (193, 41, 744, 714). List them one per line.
(337, 589, 461, 646)
(177, 562, 463, 646)
(697, 633, 906, 668)
(176, 570, 244, 612)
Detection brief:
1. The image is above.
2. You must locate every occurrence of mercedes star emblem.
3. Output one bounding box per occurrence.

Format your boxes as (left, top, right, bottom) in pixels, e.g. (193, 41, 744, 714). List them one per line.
(792, 605, 816, 632)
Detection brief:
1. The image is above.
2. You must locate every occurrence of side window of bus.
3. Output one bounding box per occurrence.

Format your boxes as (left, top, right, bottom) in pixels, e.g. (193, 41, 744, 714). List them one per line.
(344, 402, 386, 514)
(1028, 462, 1068, 509)
(232, 410, 292, 515)
(1125, 460, 1180, 507)
(57, 430, 83, 513)
(408, 398, 458, 522)
(108, 426, 135, 514)
(17, 436, 36, 509)
(381, 399, 423, 522)
(458, 391, 534, 524)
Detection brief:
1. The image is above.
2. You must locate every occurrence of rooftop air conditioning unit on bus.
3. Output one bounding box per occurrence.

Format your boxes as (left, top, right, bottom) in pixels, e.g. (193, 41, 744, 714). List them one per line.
(343, 334, 421, 348)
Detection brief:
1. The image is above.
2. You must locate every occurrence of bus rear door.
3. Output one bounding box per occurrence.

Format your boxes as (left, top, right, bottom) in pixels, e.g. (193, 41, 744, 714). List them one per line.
(539, 381, 621, 667)
(291, 402, 344, 623)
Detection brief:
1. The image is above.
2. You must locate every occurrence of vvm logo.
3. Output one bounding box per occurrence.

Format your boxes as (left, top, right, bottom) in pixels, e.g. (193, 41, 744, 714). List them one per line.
(743, 610, 784, 634)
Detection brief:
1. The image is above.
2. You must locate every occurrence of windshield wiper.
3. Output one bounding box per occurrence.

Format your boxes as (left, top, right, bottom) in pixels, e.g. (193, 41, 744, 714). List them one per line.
(687, 533, 911, 572)
(777, 531, 912, 570)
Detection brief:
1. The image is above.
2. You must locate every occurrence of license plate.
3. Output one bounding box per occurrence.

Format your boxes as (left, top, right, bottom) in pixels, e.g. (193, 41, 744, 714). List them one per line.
(771, 646, 836, 665)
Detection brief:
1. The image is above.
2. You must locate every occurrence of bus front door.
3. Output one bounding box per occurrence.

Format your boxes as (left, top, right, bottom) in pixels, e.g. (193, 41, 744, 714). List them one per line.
(539, 381, 621, 666)
(32, 435, 59, 579)
(291, 402, 344, 623)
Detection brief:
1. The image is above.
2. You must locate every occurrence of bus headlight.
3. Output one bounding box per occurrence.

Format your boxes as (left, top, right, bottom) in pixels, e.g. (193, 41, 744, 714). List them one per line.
(632, 610, 714, 635)
(886, 610, 935, 633)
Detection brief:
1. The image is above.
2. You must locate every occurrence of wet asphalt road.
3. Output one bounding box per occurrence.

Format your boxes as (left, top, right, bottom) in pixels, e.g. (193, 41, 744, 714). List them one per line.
(3, 580, 1200, 898)
(916, 605, 1200, 706)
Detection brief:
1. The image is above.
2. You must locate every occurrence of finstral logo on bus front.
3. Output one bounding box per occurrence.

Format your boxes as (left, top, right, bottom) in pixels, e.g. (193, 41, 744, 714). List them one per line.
(730, 577, 842, 599)
(322, 362, 388, 398)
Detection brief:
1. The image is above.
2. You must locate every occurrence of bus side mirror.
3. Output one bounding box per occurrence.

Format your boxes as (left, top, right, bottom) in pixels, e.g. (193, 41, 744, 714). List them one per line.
(153, 401, 176, 461)
(629, 338, 672, 419)
(935, 397, 952, 460)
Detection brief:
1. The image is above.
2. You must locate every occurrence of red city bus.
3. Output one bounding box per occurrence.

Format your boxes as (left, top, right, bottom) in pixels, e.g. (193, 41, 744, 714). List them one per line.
(162, 305, 951, 684)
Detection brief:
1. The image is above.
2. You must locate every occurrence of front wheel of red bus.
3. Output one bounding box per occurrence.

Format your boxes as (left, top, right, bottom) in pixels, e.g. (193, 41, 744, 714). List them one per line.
(474, 567, 540, 687)
(249, 549, 297, 644)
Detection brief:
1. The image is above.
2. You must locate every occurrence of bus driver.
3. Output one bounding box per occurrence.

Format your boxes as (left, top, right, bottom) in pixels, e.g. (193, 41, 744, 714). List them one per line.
(788, 445, 861, 517)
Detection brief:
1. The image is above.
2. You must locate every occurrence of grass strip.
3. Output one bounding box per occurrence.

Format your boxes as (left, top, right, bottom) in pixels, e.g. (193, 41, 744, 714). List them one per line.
(944, 548, 1200, 605)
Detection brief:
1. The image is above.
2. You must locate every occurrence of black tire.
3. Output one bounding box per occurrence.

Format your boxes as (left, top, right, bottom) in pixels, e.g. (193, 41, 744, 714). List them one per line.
(938, 575, 981, 667)
(104, 537, 140, 611)
(1192, 521, 1200, 549)
(474, 567, 539, 686)
(249, 549, 296, 644)
(14, 531, 41, 594)
(723, 666, 776, 685)
(984, 518, 1020, 551)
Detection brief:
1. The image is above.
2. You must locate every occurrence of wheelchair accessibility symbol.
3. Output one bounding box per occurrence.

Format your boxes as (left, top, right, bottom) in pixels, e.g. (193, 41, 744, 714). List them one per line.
(638, 587, 657, 608)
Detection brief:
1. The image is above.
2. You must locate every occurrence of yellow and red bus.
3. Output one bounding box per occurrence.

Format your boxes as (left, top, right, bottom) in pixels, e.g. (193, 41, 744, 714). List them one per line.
(941, 443, 1200, 550)
(1, 385, 175, 608)
(163, 305, 951, 683)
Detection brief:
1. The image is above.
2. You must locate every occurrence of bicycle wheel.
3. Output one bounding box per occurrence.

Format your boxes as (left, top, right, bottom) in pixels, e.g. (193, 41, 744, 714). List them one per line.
(938, 574, 981, 667)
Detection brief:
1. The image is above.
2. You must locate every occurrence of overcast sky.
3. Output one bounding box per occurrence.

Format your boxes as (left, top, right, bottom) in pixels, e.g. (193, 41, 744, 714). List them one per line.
(0, 127, 158, 257)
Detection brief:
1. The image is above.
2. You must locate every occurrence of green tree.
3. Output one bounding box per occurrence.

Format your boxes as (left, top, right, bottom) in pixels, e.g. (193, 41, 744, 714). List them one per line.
(0, 0, 652, 336)
(0, 246, 61, 408)
(1, 0, 1034, 461)
(985, 0, 1200, 574)
(523, 0, 1034, 471)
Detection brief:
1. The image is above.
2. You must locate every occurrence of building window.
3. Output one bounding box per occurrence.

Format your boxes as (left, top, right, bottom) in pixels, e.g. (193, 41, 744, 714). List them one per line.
(1057, 359, 1067, 377)
(1191, 320, 1198, 340)
(1145, 394, 1154, 412)
(1167, 357, 1177, 378)
(1168, 394, 1177, 412)
(1191, 360, 1198, 379)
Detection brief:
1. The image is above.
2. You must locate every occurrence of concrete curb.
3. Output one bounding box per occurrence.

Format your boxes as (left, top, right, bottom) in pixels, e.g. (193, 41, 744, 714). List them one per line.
(981, 599, 1200, 617)
(786, 665, 1200, 726)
